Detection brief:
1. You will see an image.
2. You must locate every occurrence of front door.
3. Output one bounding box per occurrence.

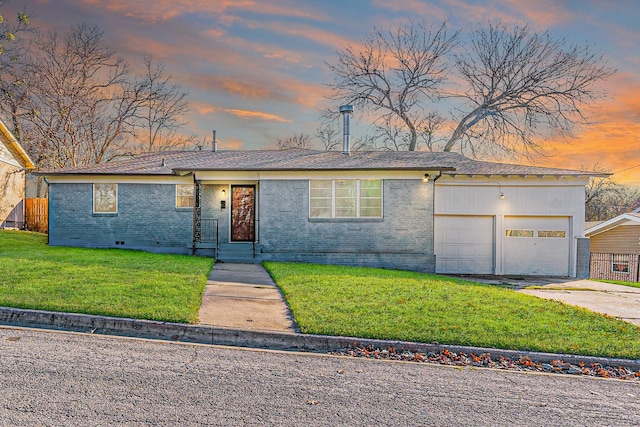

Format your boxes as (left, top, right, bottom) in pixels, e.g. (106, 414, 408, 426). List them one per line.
(230, 185, 255, 242)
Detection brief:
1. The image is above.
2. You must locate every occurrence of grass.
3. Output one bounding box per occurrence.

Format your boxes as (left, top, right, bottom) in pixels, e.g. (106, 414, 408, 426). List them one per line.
(0, 230, 213, 323)
(592, 279, 640, 290)
(264, 262, 640, 360)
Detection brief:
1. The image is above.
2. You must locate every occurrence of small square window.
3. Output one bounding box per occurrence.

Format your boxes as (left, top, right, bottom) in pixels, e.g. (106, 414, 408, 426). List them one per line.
(176, 184, 194, 208)
(93, 183, 117, 214)
(612, 254, 629, 273)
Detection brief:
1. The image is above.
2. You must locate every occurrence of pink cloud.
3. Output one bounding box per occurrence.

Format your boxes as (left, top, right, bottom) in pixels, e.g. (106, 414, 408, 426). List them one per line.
(224, 109, 291, 123)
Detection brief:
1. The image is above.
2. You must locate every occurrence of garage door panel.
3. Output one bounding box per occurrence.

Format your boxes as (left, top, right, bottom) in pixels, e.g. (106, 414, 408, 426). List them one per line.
(504, 216, 569, 276)
(435, 216, 494, 274)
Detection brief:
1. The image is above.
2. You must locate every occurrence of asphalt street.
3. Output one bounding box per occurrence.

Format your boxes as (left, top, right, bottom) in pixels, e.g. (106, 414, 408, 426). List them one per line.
(0, 326, 638, 426)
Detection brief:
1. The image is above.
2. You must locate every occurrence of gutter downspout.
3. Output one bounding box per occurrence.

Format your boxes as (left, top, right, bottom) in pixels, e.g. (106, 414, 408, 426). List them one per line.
(430, 171, 442, 273)
(43, 176, 50, 244)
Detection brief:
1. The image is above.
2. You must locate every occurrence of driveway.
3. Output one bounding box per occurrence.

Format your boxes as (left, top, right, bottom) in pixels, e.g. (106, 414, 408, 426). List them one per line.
(518, 279, 640, 326)
(458, 275, 640, 326)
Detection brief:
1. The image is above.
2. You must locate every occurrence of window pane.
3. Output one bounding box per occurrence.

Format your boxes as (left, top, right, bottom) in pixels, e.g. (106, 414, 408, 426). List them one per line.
(310, 180, 333, 218)
(360, 180, 382, 197)
(176, 184, 194, 208)
(505, 229, 534, 237)
(538, 230, 566, 238)
(335, 180, 356, 217)
(310, 180, 332, 190)
(360, 207, 382, 217)
(359, 180, 382, 217)
(335, 179, 356, 197)
(310, 207, 332, 218)
(93, 183, 117, 213)
(310, 187, 332, 197)
(612, 254, 629, 273)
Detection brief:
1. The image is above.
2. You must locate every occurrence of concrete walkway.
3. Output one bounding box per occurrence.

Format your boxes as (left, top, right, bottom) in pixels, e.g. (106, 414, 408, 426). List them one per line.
(198, 263, 297, 333)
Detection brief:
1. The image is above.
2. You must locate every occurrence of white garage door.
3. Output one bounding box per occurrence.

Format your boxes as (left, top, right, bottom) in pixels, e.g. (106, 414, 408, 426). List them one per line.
(503, 216, 570, 276)
(435, 216, 494, 274)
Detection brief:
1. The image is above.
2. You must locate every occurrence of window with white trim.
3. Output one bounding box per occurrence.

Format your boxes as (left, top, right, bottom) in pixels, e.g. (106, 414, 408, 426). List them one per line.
(93, 183, 117, 214)
(309, 179, 382, 218)
(176, 184, 194, 208)
(612, 254, 629, 273)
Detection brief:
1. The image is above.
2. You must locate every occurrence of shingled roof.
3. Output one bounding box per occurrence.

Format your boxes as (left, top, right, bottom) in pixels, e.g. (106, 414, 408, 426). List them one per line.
(38, 149, 605, 177)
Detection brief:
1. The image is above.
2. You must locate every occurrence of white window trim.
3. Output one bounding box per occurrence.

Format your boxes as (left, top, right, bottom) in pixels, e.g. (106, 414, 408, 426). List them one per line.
(309, 179, 383, 219)
(175, 184, 194, 209)
(93, 183, 118, 214)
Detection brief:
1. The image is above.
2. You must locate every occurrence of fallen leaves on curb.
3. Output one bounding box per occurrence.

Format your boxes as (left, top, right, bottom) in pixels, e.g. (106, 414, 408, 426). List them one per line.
(329, 346, 639, 381)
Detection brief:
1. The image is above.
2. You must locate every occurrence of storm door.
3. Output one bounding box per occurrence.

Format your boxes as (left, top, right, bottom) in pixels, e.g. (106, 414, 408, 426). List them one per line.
(230, 185, 255, 242)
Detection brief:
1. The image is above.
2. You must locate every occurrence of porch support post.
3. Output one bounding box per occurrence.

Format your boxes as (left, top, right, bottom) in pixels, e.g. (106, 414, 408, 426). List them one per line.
(191, 180, 202, 254)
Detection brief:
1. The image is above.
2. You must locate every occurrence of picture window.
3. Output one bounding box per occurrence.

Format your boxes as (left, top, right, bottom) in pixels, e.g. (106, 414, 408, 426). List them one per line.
(309, 179, 382, 218)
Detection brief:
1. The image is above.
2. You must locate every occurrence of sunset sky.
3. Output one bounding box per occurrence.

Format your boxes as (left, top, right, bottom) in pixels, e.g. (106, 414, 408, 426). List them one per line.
(4, 0, 640, 185)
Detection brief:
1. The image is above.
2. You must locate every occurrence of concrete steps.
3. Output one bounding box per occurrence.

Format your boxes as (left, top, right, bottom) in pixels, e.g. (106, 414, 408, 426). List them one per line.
(216, 242, 261, 263)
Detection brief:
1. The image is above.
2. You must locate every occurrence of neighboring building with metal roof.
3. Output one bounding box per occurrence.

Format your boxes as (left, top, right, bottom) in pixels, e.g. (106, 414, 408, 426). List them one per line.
(38, 148, 603, 277)
(0, 119, 34, 229)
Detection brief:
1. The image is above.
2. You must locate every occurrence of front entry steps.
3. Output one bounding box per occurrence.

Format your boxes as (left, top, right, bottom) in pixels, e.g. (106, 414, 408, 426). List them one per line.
(216, 242, 261, 264)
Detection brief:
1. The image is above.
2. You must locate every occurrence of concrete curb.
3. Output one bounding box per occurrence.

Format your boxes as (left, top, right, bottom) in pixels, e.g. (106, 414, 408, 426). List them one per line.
(1, 306, 638, 370)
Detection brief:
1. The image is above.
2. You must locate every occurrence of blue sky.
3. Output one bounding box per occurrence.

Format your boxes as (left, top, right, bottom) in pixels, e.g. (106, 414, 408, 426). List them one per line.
(4, 0, 640, 184)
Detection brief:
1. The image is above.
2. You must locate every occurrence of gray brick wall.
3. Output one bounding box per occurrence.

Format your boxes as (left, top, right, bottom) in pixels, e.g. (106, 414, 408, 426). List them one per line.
(49, 183, 193, 253)
(258, 179, 435, 272)
(48, 179, 436, 271)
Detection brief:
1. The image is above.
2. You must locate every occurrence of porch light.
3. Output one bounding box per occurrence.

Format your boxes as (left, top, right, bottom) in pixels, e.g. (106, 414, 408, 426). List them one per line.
(500, 192, 505, 199)
(423, 173, 430, 182)
(222, 189, 226, 196)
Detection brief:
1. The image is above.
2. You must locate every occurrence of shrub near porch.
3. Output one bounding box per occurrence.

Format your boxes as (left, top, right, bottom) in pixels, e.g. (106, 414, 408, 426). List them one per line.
(265, 262, 640, 360)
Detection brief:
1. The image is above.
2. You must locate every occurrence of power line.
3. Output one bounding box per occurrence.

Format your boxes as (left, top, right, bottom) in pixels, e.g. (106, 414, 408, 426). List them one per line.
(614, 164, 640, 174)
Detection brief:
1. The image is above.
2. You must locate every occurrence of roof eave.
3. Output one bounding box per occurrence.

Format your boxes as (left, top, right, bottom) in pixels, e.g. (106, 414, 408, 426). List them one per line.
(172, 166, 458, 173)
(0, 119, 35, 169)
(585, 213, 640, 236)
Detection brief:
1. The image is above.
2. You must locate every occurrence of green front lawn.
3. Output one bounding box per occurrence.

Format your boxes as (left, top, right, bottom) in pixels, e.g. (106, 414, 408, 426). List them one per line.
(592, 279, 640, 289)
(265, 262, 640, 359)
(0, 230, 213, 323)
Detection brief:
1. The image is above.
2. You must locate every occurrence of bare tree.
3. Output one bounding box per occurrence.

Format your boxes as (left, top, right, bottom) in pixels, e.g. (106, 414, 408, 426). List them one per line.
(17, 24, 142, 169)
(326, 20, 614, 158)
(0, 1, 31, 138)
(446, 22, 615, 158)
(3, 23, 193, 170)
(315, 123, 341, 151)
(417, 111, 446, 152)
(132, 56, 194, 152)
(0, 1, 29, 56)
(327, 21, 456, 152)
(276, 133, 313, 150)
(585, 164, 640, 221)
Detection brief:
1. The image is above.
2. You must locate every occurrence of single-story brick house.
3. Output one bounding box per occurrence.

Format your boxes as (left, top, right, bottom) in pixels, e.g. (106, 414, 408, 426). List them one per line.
(0, 119, 34, 229)
(38, 148, 601, 277)
(585, 212, 640, 281)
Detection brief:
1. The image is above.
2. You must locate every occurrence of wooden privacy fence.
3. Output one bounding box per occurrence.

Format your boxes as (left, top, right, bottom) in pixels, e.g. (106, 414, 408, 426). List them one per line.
(590, 252, 640, 282)
(25, 198, 48, 233)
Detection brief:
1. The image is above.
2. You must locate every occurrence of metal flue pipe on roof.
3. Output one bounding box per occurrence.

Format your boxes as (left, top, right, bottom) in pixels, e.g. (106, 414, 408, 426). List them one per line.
(339, 105, 354, 155)
(212, 130, 217, 152)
